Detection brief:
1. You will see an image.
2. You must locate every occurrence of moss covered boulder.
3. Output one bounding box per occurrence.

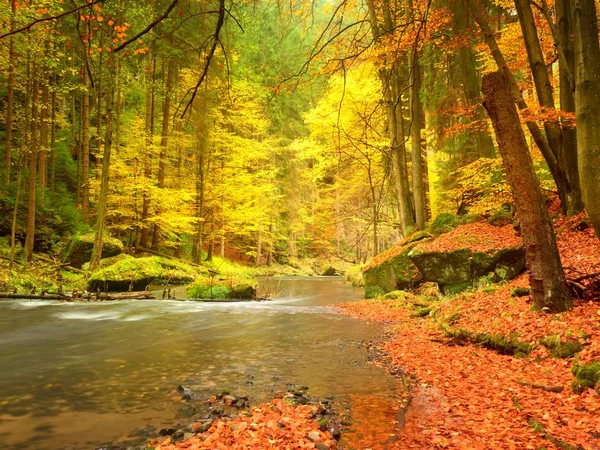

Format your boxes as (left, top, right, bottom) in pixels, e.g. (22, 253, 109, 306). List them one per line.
(187, 279, 256, 300)
(571, 361, 600, 393)
(66, 233, 123, 269)
(88, 256, 199, 292)
(429, 212, 460, 236)
(362, 231, 432, 296)
(409, 222, 525, 294)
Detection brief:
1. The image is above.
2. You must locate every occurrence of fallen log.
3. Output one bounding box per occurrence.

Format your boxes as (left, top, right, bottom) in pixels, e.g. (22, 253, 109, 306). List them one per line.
(0, 293, 69, 300)
(100, 291, 155, 300)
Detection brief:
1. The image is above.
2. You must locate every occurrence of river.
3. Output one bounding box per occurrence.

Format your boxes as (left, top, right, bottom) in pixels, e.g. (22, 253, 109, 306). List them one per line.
(0, 277, 400, 450)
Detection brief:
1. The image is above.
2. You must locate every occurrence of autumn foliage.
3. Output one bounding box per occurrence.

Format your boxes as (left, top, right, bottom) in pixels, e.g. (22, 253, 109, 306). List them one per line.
(340, 215, 600, 449)
(150, 398, 337, 450)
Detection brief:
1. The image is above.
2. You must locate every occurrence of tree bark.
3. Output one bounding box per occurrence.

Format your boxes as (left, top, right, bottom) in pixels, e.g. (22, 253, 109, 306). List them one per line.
(514, 0, 582, 215)
(482, 71, 572, 312)
(4, 0, 16, 187)
(468, 0, 573, 209)
(556, 0, 582, 217)
(25, 64, 40, 262)
(140, 52, 155, 247)
(90, 77, 114, 271)
(82, 68, 91, 223)
(572, 0, 600, 238)
(38, 57, 50, 194)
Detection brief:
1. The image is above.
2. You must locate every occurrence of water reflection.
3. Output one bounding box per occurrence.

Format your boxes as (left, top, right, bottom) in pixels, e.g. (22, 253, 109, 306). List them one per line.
(0, 277, 398, 450)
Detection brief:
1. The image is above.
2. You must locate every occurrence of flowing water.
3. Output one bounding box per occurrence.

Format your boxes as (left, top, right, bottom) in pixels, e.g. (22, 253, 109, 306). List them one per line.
(0, 277, 400, 450)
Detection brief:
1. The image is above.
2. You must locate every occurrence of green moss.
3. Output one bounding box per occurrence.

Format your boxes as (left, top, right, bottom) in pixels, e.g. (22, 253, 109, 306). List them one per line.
(571, 361, 600, 393)
(65, 232, 123, 269)
(528, 418, 581, 450)
(540, 335, 584, 359)
(383, 290, 407, 300)
(411, 307, 433, 318)
(511, 287, 531, 297)
(442, 326, 533, 357)
(365, 285, 385, 299)
(459, 214, 484, 225)
(429, 213, 459, 236)
(88, 256, 199, 291)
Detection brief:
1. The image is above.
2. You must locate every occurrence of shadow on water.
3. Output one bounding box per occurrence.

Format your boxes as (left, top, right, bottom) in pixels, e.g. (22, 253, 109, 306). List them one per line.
(0, 277, 401, 450)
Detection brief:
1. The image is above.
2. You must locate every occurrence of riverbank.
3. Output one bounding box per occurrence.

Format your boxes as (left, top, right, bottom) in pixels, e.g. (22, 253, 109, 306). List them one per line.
(339, 275, 600, 449)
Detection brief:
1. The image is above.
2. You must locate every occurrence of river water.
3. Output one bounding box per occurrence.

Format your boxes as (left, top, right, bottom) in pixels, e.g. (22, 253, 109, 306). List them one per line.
(0, 277, 399, 450)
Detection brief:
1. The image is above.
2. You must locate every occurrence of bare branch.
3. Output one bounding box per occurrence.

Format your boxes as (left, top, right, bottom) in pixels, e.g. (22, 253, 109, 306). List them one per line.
(0, 0, 104, 40)
(113, 0, 180, 52)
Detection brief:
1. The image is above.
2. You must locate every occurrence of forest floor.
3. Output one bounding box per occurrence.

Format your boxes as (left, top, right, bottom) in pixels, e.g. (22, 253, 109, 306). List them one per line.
(339, 209, 600, 450)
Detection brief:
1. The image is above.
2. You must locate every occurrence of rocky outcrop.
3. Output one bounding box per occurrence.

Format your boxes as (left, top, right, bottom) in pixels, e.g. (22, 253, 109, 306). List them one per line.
(362, 232, 432, 298)
(88, 255, 198, 292)
(65, 233, 123, 269)
(363, 223, 526, 296)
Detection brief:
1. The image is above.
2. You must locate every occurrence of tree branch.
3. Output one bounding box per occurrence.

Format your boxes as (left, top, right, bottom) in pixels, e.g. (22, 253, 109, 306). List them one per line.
(113, 0, 180, 52)
(0, 0, 104, 40)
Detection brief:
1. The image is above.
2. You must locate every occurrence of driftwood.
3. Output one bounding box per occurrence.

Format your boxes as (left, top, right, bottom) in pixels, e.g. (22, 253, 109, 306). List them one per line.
(0, 293, 69, 300)
(180, 297, 270, 303)
(0, 291, 154, 301)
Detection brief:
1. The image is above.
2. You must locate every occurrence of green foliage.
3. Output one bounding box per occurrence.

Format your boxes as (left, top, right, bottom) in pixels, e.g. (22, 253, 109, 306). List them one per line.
(429, 213, 459, 236)
(88, 256, 199, 291)
(365, 285, 386, 299)
(511, 287, 531, 297)
(540, 335, 584, 359)
(346, 265, 365, 287)
(571, 361, 600, 393)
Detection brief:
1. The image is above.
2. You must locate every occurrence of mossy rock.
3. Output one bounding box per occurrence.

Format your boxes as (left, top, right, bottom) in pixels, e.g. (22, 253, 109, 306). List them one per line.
(541, 335, 584, 359)
(321, 266, 338, 276)
(571, 361, 600, 393)
(188, 283, 233, 299)
(233, 283, 256, 299)
(88, 255, 197, 292)
(409, 246, 525, 294)
(429, 213, 459, 236)
(66, 233, 123, 269)
(363, 243, 425, 294)
(365, 285, 386, 299)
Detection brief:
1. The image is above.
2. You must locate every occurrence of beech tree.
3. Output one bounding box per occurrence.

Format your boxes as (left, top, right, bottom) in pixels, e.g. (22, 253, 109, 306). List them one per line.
(482, 71, 572, 313)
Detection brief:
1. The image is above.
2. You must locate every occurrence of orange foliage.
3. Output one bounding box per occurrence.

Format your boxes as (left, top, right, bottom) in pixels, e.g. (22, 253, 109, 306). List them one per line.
(150, 398, 337, 450)
(414, 222, 522, 254)
(340, 216, 600, 449)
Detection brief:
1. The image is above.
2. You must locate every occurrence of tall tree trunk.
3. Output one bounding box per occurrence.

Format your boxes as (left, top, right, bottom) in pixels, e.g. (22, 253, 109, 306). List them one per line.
(457, 2, 495, 158)
(9, 156, 23, 269)
(482, 71, 572, 312)
(468, 0, 572, 208)
(408, 53, 426, 229)
(556, 0, 582, 216)
(114, 59, 122, 155)
(25, 64, 40, 262)
(514, 0, 582, 215)
(91, 80, 114, 271)
(38, 59, 50, 195)
(82, 69, 91, 223)
(256, 226, 263, 266)
(572, 0, 600, 237)
(193, 97, 208, 264)
(140, 53, 155, 247)
(4, 0, 16, 187)
(366, 0, 413, 234)
(49, 74, 57, 192)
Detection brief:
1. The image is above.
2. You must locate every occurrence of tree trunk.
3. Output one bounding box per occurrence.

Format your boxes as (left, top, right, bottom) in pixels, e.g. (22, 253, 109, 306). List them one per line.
(82, 69, 91, 223)
(468, 0, 573, 209)
(25, 64, 40, 262)
(9, 156, 23, 269)
(49, 74, 57, 192)
(140, 53, 155, 247)
(556, 0, 582, 217)
(408, 53, 426, 229)
(482, 71, 572, 312)
(4, 0, 16, 187)
(514, 0, 582, 215)
(38, 59, 50, 195)
(90, 82, 114, 271)
(455, 0, 495, 159)
(572, 0, 600, 238)
(256, 227, 263, 266)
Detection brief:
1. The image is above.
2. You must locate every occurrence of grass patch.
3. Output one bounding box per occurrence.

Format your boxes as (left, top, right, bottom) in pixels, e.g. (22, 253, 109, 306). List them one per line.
(571, 361, 600, 393)
(540, 335, 584, 359)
